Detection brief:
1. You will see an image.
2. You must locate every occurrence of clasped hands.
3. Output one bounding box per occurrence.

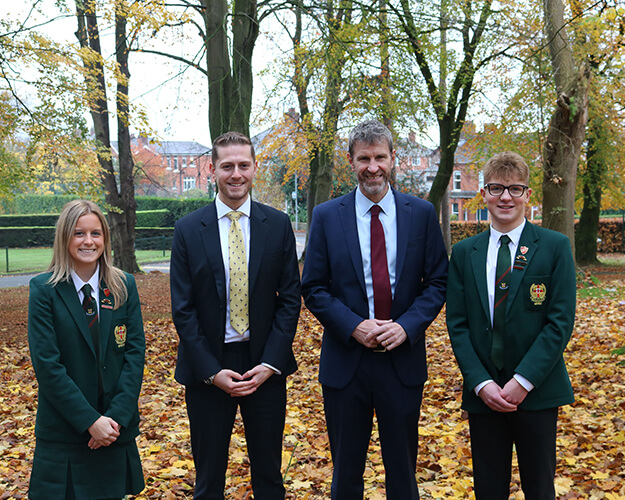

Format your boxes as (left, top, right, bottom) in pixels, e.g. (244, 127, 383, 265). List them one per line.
(352, 319, 407, 351)
(213, 365, 274, 397)
(88, 416, 120, 450)
(478, 378, 529, 413)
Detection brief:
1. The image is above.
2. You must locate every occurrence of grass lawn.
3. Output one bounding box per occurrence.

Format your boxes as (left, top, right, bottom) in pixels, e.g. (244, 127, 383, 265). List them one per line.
(0, 247, 170, 274)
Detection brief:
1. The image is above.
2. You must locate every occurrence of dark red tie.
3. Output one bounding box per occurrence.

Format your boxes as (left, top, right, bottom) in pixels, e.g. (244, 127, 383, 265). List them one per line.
(370, 205, 392, 319)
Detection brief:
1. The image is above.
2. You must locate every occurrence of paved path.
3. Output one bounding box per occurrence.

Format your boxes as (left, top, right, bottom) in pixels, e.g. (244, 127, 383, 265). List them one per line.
(0, 231, 306, 289)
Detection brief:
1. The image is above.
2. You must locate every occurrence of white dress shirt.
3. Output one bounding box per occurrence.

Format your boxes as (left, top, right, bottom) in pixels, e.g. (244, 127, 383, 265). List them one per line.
(475, 219, 534, 395)
(355, 186, 397, 320)
(71, 264, 100, 316)
(216, 196, 251, 343)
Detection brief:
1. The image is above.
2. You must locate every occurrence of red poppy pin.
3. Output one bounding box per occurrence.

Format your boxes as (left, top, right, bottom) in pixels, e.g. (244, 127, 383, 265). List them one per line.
(103, 288, 110, 297)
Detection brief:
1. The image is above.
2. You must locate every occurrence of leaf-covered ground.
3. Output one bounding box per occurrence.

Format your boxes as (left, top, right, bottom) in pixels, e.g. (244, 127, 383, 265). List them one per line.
(1, 268, 624, 499)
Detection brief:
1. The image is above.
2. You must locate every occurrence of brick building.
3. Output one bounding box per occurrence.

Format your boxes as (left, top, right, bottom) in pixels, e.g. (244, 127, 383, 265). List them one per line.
(112, 137, 212, 197)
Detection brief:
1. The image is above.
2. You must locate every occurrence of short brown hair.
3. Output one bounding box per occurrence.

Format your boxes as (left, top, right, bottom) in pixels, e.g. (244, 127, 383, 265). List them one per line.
(211, 131, 255, 164)
(483, 152, 529, 184)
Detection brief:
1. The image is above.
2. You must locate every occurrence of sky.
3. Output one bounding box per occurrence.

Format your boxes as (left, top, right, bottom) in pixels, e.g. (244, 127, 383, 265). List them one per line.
(3, 1, 286, 147)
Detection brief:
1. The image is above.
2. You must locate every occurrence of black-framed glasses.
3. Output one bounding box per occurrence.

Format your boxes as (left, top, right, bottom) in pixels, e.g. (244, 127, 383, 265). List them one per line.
(484, 183, 529, 197)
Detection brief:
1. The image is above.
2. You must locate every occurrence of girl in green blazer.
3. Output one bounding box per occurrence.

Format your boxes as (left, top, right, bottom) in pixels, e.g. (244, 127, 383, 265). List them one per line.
(28, 200, 145, 499)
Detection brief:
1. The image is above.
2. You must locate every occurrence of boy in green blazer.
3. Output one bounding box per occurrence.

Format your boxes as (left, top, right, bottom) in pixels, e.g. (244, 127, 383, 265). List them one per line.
(446, 152, 576, 499)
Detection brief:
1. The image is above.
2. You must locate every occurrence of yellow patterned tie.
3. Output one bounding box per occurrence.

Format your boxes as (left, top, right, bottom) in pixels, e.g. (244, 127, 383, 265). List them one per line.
(227, 211, 249, 335)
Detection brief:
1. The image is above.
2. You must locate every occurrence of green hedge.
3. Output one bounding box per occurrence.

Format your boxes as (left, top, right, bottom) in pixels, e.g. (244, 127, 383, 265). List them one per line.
(1, 194, 210, 222)
(0, 210, 175, 228)
(450, 219, 624, 252)
(0, 226, 174, 248)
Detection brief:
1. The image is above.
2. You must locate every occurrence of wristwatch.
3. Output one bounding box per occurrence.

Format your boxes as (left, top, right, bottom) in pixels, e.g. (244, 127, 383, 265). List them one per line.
(203, 374, 216, 386)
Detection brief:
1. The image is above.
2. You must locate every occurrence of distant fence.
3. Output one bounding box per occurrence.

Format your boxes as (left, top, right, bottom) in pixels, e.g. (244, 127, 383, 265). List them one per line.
(2, 236, 173, 274)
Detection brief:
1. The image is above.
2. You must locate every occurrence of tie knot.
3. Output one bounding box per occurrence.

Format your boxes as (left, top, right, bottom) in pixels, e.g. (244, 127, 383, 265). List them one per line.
(500, 234, 511, 246)
(370, 205, 382, 217)
(81, 284, 92, 297)
(227, 211, 243, 222)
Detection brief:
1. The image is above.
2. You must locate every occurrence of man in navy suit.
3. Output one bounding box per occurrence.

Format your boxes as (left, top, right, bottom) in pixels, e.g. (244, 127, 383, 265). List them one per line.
(301, 120, 448, 499)
(171, 131, 301, 499)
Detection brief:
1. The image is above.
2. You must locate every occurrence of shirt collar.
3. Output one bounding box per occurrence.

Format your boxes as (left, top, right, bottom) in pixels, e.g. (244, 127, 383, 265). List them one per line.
(355, 185, 393, 217)
(71, 263, 100, 294)
(216, 195, 252, 220)
(490, 218, 526, 248)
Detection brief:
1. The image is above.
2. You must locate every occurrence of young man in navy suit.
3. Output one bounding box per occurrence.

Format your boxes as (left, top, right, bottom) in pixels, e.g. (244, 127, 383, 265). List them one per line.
(446, 152, 576, 499)
(171, 132, 301, 499)
(302, 120, 448, 499)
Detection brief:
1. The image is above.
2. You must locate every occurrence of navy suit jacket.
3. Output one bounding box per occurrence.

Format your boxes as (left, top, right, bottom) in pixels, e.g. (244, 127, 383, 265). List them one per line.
(170, 200, 301, 386)
(301, 188, 448, 389)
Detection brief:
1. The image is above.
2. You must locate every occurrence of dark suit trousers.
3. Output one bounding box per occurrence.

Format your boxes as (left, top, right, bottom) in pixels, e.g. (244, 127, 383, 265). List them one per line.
(468, 407, 558, 500)
(323, 348, 423, 500)
(185, 343, 287, 500)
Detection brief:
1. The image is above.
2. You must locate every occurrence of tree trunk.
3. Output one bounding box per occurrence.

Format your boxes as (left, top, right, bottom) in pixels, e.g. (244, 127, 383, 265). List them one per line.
(441, 187, 451, 253)
(114, 0, 140, 273)
(541, 0, 590, 257)
(75, 0, 139, 273)
(575, 113, 603, 265)
(202, 0, 232, 139)
(201, 0, 257, 140)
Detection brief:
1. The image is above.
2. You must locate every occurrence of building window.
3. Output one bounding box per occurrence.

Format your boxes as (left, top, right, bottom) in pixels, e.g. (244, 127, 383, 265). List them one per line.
(183, 177, 196, 191)
(453, 171, 461, 191)
(452, 203, 459, 216)
(166, 157, 172, 171)
(182, 157, 187, 168)
(189, 158, 196, 168)
(174, 157, 179, 172)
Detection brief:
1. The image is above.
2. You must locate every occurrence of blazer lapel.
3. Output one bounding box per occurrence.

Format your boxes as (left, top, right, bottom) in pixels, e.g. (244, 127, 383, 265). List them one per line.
(99, 282, 113, 355)
(393, 189, 411, 283)
(339, 191, 366, 297)
(200, 203, 227, 309)
(470, 231, 491, 323)
(56, 279, 96, 356)
(248, 202, 268, 293)
(506, 222, 540, 311)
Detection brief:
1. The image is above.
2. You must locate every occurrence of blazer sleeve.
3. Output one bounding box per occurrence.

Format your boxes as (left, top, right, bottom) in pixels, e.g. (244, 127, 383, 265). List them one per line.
(105, 274, 145, 428)
(170, 219, 222, 381)
(301, 204, 366, 345)
(28, 278, 101, 434)
(259, 214, 301, 371)
(514, 235, 576, 387)
(446, 242, 493, 391)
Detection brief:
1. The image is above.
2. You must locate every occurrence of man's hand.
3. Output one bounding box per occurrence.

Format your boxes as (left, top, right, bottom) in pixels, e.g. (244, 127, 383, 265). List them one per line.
(369, 321, 408, 351)
(213, 366, 274, 397)
(501, 378, 529, 406)
(87, 416, 120, 449)
(477, 381, 518, 413)
(351, 319, 391, 347)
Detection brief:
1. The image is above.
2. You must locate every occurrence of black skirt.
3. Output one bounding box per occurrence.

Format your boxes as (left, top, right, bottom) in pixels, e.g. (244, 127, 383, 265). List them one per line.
(29, 437, 144, 499)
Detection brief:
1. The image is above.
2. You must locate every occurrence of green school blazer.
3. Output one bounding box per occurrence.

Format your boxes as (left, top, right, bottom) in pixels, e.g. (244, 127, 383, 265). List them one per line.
(446, 222, 576, 413)
(28, 272, 145, 444)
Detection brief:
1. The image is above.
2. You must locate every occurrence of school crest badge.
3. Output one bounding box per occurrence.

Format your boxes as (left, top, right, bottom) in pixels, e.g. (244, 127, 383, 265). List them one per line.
(114, 325, 127, 348)
(530, 283, 547, 305)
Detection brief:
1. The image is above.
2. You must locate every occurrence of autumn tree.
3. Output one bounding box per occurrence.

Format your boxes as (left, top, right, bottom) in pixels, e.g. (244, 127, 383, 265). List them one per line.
(540, 0, 590, 253)
(138, 0, 261, 141)
(0, 14, 100, 203)
(75, 0, 141, 272)
(390, 0, 505, 219)
(574, 4, 625, 264)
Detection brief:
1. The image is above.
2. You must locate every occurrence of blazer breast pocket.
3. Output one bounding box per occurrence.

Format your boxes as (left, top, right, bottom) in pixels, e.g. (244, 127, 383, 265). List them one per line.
(110, 323, 128, 355)
(522, 275, 551, 312)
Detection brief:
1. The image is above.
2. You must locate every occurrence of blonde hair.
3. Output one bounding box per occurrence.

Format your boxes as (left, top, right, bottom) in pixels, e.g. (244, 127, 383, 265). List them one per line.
(47, 200, 128, 308)
(483, 152, 530, 184)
